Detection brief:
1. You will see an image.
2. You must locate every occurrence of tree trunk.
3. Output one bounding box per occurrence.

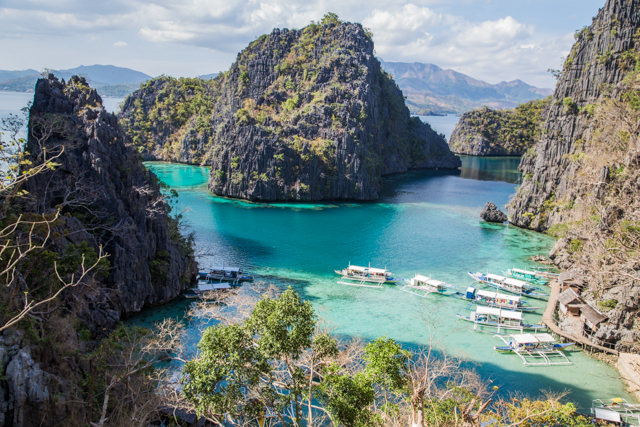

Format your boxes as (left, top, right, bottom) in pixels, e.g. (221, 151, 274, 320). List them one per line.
(411, 389, 425, 427)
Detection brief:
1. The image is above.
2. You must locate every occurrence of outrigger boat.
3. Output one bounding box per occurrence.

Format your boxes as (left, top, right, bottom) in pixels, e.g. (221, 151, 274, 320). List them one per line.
(507, 268, 549, 285)
(456, 306, 547, 333)
(198, 267, 254, 284)
(468, 272, 548, 299)
(591, 398, 640, 426)
(335, 263, 396, 288)
(402, 274, 456, 297)
(184, 282, 232, 299)
(455, 287, 539, 312)
(494, 333, 574, 366)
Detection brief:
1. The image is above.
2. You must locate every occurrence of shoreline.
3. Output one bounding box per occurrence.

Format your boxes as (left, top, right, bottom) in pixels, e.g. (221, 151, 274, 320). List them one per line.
(541, 279, 639, 403)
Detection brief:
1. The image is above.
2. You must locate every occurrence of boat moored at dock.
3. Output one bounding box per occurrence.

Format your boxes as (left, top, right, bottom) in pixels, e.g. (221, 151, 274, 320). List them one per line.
(335, 263, 396, 287)
(591, 398, 640, 426)
(507, 268, 550, 285)
(494, 333, 574, 366)
(456, 306, 546, 333)
(198, 267, 254, 284)
(456, 287, 539, 312)
(468, 272, 548, 299)
(403, 274, 456, 297)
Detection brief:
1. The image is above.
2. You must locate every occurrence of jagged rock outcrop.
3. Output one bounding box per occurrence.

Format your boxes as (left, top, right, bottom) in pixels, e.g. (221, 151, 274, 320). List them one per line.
(449, 98, 549, 156)
(0, 75, 197, 426)
(507, 0, 640, 351)
(120, 17, 460, 201)
(25, 75, 197, 319)
(480, 202, 507, 223)
(508, 0, 638, 229)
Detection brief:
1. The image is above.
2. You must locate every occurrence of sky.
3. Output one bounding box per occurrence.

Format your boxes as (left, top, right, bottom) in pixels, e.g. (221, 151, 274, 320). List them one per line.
(0, 0, 606, 88)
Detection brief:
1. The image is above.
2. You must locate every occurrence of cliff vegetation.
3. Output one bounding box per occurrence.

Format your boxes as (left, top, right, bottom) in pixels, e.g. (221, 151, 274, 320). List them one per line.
(449, 98, 550, 156)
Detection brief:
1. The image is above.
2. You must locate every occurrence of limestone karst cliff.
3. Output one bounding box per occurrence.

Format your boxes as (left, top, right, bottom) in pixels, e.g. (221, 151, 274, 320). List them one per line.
(0, 75, 197, 426)
(508, 0, 640, 351)
(120, 17, 461, 201)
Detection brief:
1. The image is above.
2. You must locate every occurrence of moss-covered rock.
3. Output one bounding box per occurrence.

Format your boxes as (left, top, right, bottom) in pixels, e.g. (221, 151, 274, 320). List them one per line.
(448, 98, 550, 156)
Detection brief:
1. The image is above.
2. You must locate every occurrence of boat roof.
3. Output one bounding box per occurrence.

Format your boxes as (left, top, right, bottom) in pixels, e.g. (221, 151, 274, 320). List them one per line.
(210, 266, 240, 272)
(486, 273, 508, 281)
(503, 277, 528, 288)
(348, 265, 387, 274)
(476, 289, 521, 302)
(198, 283, 232, 291)
(476, 306, 522, 321)
(510, 333, 556, 344)
(511, 268, 537, 275)
(414, 275, 451, 288)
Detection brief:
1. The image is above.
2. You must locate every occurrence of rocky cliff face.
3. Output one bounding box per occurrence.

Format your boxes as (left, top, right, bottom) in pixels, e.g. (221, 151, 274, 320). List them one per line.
(120, 18, 460, 201)
(507, 0, 640, 351)
(449, 99, 549, 156)
(0, 75, 197, 426)
(508, 0, 638, 229)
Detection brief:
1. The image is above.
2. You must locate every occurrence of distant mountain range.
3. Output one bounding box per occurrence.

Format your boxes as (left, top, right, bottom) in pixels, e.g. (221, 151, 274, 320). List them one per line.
(0, 65, 152, 96)
(0, 62, 550, 114)
(380, 61, 552, 115)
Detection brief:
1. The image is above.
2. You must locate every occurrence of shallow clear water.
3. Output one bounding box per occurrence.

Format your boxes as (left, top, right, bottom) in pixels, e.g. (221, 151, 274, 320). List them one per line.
(139, 160, 632, 410)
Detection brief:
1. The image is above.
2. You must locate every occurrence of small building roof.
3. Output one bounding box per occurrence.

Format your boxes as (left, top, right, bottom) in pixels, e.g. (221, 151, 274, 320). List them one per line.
(559, 271, 585, 287)
(580, 303, 607, 326)
(558, 288, 582, 306)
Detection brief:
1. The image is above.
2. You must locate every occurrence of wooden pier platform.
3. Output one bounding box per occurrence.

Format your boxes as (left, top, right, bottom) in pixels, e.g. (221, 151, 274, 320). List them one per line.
(542, 280, 618, 355)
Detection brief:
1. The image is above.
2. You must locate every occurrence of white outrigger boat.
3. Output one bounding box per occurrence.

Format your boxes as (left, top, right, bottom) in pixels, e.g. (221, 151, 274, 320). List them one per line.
(335, 263, 396, 288)
(468, 272, 548, 299)
(402, 274, 456, 297)
(456, 306, 546, 333)
(494, 333, 574, 366)
(184, 282, 232, 299)
(507, 268, 550, 285)
(591, 398, 640, 426)
(198, 267, 254, 284)
(455, 287, 539, 312)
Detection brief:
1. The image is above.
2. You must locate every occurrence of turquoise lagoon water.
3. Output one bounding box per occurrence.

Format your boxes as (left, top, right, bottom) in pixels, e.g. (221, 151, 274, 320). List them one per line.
(137, 159, 632, 410)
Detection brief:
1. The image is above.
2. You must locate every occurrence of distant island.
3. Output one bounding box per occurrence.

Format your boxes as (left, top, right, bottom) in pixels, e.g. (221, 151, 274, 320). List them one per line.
(0, 65, 151, 96)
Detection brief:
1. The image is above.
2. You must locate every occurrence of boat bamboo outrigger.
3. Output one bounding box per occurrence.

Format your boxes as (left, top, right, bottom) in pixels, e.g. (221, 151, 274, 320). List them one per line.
(507, 268, 549, 285)
(468, 272, 548, 299)
(335, 263, 396, 288)
(591, 398, 640, 426)
(455, 287, 539, 312)
(494, 333, 574, 366)
(402, 274, 456, 297)
(456, 306, 547, 333)
(198, 267, 254, 285)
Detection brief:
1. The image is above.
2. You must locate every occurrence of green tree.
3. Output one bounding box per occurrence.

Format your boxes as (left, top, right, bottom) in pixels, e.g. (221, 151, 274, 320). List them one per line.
(182, 287, 364, 426)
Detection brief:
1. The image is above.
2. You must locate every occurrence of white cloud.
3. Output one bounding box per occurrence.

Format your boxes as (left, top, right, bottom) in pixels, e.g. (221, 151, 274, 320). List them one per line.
(0, 0, 580, 87)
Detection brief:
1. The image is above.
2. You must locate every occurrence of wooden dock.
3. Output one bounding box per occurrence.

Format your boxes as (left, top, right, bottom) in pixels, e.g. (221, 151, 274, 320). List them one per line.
(542, 280, 618, 355)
